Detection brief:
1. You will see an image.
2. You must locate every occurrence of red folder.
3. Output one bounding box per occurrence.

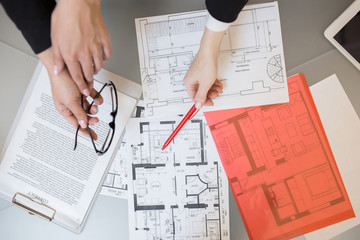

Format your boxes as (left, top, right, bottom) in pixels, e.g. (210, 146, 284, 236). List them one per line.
(204, 73, 354, 240)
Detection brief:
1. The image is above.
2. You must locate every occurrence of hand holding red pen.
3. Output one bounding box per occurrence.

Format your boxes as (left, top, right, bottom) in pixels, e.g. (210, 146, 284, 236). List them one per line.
(165, 29, 225, 150)
(183, 28, 224, 108)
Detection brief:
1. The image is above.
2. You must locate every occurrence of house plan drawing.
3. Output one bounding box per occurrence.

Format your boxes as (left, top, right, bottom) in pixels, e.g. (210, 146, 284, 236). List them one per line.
(101, 103, 145, 199)
(135, 2, 288, 117)
(204, 74, 354, 240)
(126, 116, 230, 239)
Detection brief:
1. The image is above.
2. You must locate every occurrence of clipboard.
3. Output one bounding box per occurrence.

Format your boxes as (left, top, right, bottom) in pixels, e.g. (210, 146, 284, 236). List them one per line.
(0, 62, 142, 233)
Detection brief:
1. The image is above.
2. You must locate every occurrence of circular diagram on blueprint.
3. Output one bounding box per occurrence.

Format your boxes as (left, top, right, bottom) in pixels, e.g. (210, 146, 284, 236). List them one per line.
(267, 54, 284, 83)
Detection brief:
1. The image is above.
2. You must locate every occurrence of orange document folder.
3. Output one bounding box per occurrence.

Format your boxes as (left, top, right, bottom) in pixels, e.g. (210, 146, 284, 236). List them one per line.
(204, 73, 354, 240)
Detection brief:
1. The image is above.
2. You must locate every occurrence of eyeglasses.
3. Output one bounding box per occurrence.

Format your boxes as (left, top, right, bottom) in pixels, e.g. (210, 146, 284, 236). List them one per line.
(74, 80, 118, 156)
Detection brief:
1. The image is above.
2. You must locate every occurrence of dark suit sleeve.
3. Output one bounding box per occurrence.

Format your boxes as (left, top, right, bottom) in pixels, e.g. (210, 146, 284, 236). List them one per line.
(0, 0, 56, 54)
(205, 0, 248, 23)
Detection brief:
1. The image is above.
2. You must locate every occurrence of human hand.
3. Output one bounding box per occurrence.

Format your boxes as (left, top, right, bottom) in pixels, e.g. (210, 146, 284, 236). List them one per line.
(50, 68, 104, 139)
(38, 48, 104, 139)
(51, 0, 111, 97)
(183, 28, 225, 109)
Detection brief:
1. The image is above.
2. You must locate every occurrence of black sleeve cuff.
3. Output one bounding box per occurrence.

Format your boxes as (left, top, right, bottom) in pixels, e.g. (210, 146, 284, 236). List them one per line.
(1, 0, 56, 54)
(205, 0, 248, 23)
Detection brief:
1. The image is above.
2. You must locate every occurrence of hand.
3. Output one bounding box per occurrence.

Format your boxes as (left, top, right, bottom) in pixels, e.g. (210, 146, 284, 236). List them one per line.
(51, 0, 111, 97)
(50, 68, 104, 139)
(38, 48, 104, 139)
(183, 28, 225, 109)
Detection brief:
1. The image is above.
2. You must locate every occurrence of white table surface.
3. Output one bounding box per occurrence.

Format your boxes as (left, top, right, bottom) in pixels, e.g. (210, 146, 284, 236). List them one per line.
(0, 0, 359, 239)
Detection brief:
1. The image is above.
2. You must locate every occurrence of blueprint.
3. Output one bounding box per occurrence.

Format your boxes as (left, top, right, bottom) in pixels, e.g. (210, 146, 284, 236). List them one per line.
(135, 2, 288, 117)
(101, 102, 145, 199)
(126, 116, 230, 239)
(204, 74, 354, 240)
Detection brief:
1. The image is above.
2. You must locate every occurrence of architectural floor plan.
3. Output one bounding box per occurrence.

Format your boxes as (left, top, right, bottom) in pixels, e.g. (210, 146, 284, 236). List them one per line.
(126, 116, 229, 239)
(101, 103, 145, 199)
(135, 2, 288, 117)
(204, 74, 354, 240)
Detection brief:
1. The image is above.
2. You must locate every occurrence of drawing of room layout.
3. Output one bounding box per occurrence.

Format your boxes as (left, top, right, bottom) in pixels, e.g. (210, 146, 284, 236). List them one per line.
(127, 118, 229, 239)
(135, 2, 288, 116)
(102, 141, 128, 192)
(101, 104, 146, 199)
(206, 76, 354, 239)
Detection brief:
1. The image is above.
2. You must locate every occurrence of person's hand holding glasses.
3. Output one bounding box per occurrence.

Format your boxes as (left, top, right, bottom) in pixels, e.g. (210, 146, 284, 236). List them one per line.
(74, 81, 118, 156)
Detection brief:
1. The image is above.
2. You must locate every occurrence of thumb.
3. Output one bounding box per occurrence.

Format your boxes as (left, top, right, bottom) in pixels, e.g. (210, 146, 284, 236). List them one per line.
(194, 81, 213, 109)
(53, 47, 65, 75)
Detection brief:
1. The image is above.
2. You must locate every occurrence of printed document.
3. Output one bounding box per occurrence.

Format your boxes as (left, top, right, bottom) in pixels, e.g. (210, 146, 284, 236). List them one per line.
(0, 64, 138, 232)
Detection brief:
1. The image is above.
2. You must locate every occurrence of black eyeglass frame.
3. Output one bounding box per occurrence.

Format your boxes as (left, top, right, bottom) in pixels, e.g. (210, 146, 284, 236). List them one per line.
(73, 80, 118, 156)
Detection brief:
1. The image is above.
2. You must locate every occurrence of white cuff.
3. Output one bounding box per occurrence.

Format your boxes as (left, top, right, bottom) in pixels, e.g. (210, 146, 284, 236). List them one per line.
(206, 13, 231, 32)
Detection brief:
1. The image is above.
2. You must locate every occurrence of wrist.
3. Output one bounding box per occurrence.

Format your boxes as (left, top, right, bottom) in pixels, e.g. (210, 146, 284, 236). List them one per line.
(57, 0, 101, 8)
(37, 48, 56, 79)
(206, 14, 231, 32)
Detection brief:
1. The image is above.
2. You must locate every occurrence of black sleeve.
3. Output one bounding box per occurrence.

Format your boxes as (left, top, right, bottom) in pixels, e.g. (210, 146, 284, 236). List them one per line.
(0, 0, 56, 54)
(205, 0, 248, 23)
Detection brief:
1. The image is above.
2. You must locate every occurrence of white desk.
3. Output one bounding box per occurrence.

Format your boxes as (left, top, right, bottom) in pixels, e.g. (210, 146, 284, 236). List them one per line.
(1, 0, 359, 239)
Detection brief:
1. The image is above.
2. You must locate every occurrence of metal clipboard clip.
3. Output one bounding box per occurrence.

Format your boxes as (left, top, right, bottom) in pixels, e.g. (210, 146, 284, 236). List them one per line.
(12, 192, 56, 221)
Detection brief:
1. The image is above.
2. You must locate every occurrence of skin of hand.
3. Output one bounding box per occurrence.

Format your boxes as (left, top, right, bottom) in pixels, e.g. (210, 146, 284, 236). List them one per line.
(38, 47, 104, 140)
(183, 27, 225, 109)
(51, 0, 111, 98)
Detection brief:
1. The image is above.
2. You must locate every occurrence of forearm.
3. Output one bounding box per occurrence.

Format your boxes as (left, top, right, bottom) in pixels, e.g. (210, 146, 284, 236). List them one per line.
(197, 28, 225, 59)
(202, 0, 248, 55)
(1, 0, 56, 54)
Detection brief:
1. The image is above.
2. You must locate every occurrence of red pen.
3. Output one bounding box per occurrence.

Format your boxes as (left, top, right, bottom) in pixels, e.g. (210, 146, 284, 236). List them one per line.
(161, 104, 200, 150)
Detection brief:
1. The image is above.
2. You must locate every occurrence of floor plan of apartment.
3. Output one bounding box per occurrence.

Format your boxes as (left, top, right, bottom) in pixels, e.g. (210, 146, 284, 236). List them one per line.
(126, 116, 229, 239)
(135, 2, 288, 117)
(101, 104, 145, 199)
(204, 74, 354, 240)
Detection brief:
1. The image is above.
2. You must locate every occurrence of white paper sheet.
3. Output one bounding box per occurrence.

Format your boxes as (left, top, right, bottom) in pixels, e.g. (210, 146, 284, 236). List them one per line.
(126, 116, 230, 239)
(100, 101, 145, 199)
(135, 1, 288, 117)
(305, 74, 360, 239)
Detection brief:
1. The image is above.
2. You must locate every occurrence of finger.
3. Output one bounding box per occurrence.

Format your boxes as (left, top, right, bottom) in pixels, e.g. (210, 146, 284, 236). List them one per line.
(204, 97, 214, 106)
(82, 97, 90, 111)
(79, 56, 94, 87)
(88, 116, 99, 126)
(209, 85, 223, 93)
(58, 108, 91, 138)
(207, 90, 220, 99)
(102, 37, 112, 61)
(84, 127, 98, 141)
(82, 95, 100, 115)
(90, 105, 99, 115)
(55, 104, 79, 129)
(214, 79, 223, 87)
(75, 116, 99, 140)
(90, 88, 104, 105)
(66, 60, 91, 97)
(92, 46, 103, 74)
(66, 100, 88, 129)
(194, 80, 214, 109)
(53, 46, 65, 75)
(183, 75, 197, 100)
